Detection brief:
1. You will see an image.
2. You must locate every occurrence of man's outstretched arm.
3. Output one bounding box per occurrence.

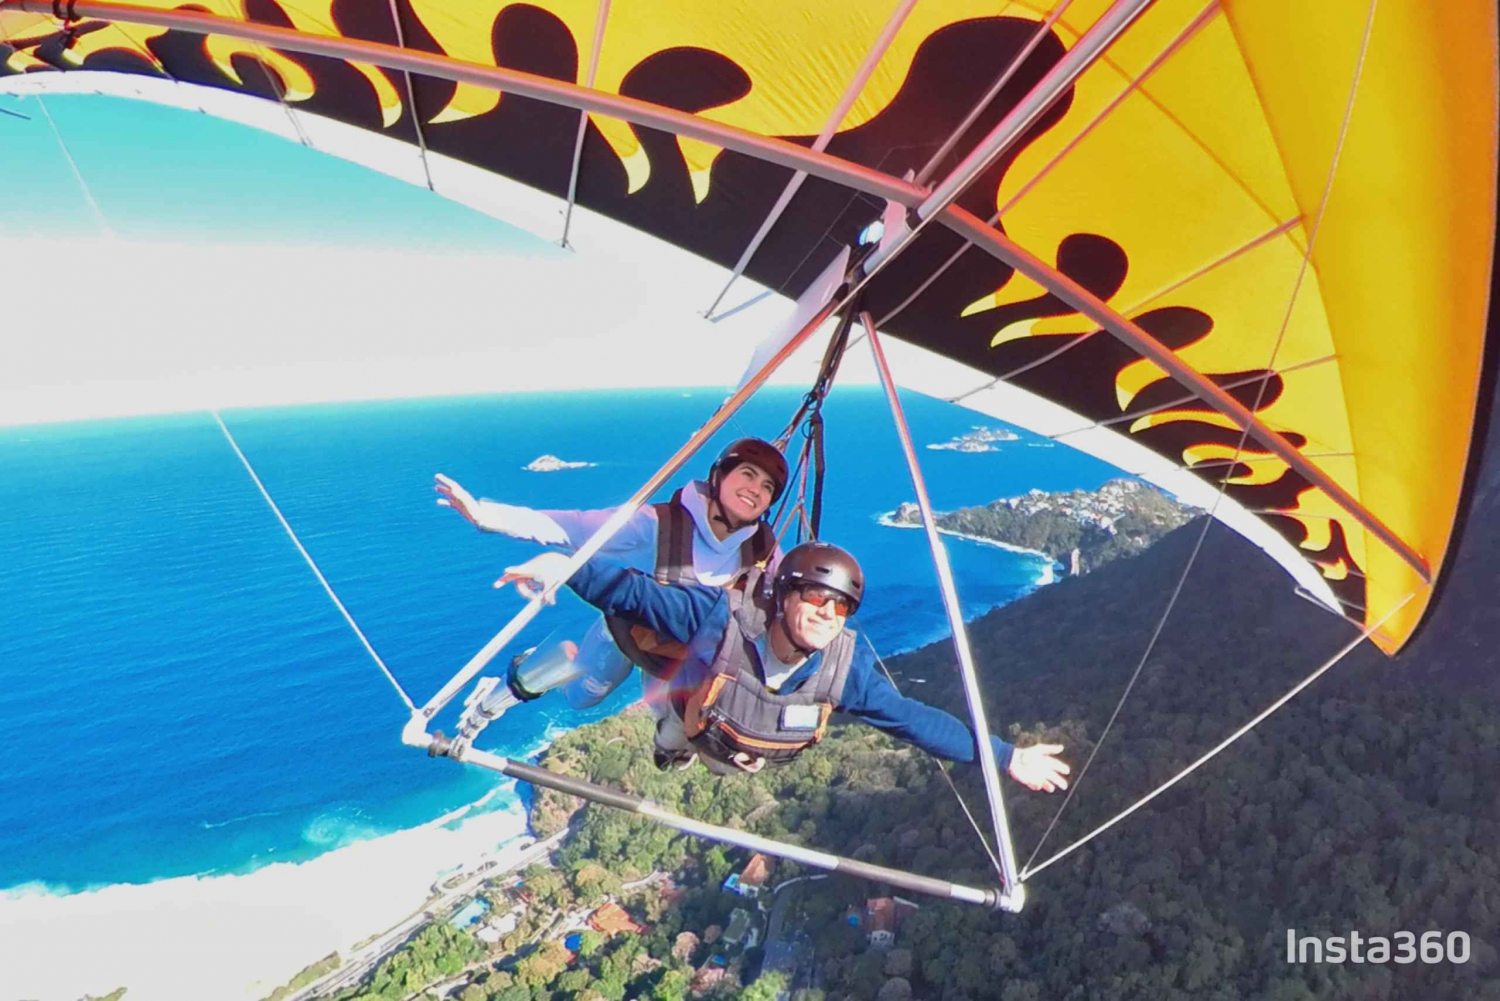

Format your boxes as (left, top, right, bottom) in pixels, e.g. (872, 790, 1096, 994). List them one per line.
(837, 648, 1070, 792)
(837, 654, 1015, 769)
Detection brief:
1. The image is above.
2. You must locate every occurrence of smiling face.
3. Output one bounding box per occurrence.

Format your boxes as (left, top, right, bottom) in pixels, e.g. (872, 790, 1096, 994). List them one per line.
(715, 460, 777, 526)
(778, 586, 848, 653)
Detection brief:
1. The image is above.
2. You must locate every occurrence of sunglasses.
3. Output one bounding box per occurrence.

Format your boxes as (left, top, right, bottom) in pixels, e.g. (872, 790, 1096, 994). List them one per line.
(796, 585, 855, 617)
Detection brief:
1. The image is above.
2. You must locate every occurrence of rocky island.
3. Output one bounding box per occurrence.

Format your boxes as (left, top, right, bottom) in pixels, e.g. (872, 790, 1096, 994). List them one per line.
(925, 426, 1019, 453)
(523, 454, 596, 472)
(888, 478, 1197, 574)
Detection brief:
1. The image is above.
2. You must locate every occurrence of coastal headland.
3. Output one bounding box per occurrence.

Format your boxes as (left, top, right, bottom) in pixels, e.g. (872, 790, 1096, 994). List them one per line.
(884, 478, 1196, 575)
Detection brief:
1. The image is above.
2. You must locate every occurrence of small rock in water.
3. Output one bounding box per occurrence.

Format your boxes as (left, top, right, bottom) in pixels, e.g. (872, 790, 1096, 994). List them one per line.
(523, 454, 594, 472)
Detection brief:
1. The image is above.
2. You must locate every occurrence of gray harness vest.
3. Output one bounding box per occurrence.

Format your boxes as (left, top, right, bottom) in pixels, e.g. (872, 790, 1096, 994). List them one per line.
(680, 574, 855, 767)
(605, 487, 776, 678)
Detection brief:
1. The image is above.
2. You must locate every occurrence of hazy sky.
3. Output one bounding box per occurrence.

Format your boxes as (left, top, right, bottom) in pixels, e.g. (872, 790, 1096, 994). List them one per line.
(2, 91, 890, 426)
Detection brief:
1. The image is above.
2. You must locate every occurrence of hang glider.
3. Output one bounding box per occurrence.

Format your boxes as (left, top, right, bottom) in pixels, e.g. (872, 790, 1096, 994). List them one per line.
(8, 0, 1494, 912)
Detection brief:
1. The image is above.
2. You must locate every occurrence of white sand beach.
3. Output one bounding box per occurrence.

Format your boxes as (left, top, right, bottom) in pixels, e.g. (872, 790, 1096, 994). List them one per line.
(877, 511, 1058, 566)
(0, 795, 534, 1001)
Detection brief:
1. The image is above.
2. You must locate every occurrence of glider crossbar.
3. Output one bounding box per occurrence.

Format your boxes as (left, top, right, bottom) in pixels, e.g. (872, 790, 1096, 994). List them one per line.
(863, 315, 1024, 909)
(407, 290, 847, 734)
(3, 0, 923, 207)
(442, 746, 1005, 909)
(939, 205, 1431, 584)
(11, 0, 1432, 583)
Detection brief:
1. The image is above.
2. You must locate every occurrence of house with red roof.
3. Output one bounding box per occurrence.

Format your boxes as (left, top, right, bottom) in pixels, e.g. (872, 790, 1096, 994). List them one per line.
(588, 901, 645, 936)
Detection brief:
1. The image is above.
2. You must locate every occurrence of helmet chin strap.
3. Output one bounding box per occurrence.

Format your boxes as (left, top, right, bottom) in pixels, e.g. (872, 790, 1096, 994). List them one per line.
(707, 487, 753, 534)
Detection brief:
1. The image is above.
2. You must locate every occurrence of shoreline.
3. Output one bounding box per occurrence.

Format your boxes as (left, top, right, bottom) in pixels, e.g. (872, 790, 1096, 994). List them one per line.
(0, 735, 561, 1001)
(877, 512, 1061, 566)
(0, 796, 534, 1001)
(1, 521, 1051, 999)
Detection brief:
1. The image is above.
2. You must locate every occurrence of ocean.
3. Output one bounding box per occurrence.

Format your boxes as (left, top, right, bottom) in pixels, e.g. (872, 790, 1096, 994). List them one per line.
(0, 386, 1120, 894)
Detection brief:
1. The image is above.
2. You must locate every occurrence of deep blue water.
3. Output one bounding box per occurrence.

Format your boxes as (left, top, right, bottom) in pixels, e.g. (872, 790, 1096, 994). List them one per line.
(0, 387, 1119, 891)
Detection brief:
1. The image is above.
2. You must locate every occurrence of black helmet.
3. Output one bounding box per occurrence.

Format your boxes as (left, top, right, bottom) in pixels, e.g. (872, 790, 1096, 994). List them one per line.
(711, 437, 789, 505)
(774, 541, 864, 614)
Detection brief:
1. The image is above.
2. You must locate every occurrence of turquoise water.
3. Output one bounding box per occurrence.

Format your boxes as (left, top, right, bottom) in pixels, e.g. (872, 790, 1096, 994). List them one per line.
(0, 387, 1120, 892)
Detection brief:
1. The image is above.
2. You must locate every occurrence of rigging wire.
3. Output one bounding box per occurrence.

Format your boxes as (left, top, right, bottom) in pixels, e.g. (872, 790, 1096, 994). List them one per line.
(384, 0, 434, 192)
(1022, 0, 1383, 875)
(211, 410, 417, 713)
(860, 631, 1007, 881)
(35, 94, 113, 238)
(237, 29, 311, 147)
(912, 0, 1075, 186)
(760, 377, 1008, 879)
(1022, 592, 1414, 881)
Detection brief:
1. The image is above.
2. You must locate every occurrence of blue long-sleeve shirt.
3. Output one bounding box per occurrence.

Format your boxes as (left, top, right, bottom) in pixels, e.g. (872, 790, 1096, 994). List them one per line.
(567, 556, 1014, 770)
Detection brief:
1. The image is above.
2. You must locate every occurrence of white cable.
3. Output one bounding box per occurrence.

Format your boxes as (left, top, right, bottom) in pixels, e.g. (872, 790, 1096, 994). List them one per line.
(861, 630, 1007, 880)
(36, 95, 114, 238)
(1022, 592, 1412, 880)
(385, 0, 434, 191)
(1023, 0, 1382, 872)
(212, 410, 416, 712)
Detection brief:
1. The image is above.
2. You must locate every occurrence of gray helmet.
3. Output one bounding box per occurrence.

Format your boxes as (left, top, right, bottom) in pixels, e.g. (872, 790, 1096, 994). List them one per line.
(774, 541, 864, 614)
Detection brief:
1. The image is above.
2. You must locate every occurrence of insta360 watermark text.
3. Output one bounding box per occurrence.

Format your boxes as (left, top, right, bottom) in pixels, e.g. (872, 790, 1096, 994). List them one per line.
(1286, 929, 1470, 964)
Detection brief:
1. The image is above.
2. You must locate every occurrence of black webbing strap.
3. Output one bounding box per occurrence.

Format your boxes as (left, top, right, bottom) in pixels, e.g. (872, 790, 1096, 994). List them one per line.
(652, 489, 695, 585)
(772, 299, 859, 543)
(808, 410, 827, 538)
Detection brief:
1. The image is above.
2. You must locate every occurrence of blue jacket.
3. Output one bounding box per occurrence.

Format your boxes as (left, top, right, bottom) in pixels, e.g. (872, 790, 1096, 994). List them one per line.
(567, 557, 1014, 769)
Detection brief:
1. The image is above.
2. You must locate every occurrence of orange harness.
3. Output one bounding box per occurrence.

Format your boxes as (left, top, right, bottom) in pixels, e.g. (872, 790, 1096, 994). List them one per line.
(678, 578, 855, 767)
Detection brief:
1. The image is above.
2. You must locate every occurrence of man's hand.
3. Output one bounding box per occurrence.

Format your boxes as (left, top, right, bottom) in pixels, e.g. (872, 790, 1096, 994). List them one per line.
(435, 473, 482, 528)
(495, 552, 573, 604)
(1007, 743, 1070, 793)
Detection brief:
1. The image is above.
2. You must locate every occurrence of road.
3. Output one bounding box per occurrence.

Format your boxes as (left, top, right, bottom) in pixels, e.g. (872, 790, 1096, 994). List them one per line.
(765, 874, 825, 944)
(285, 829, 569, 1000)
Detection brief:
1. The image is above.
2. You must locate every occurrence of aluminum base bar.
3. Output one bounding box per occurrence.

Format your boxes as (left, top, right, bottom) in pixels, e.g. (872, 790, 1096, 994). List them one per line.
(862, 316, 1023, 908)
(407, 293, 845, 733)
(445, 744, 1014, 910)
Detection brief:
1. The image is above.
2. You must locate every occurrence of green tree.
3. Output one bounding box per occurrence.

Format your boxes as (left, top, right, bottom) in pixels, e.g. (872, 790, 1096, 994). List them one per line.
(735, 972, 789, 1001)
(651, 968, 691, 1001)
(577, 929, 605, 957)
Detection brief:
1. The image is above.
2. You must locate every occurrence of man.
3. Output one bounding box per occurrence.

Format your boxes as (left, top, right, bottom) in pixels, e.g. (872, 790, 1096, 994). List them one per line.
(434, 438, 787, 708)
(501, 539, 1070, 791)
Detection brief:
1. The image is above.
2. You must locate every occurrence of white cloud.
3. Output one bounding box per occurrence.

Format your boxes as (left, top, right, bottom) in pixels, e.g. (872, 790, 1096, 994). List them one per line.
(6, 236, 909, 426)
